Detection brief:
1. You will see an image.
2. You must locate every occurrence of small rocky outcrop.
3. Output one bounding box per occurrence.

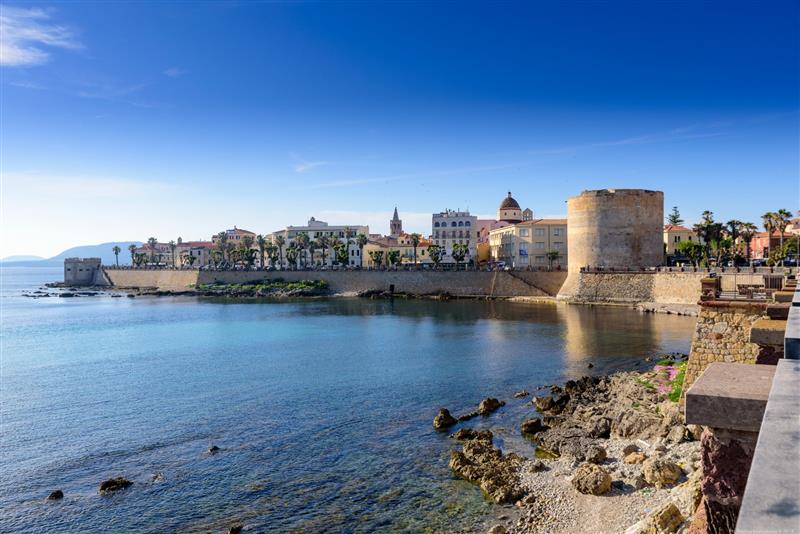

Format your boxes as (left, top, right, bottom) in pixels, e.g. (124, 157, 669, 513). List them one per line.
(488, 526, 506, 534)
(433, 409, 458, 430)
(642, 457, 682, 488)
(478, 398, 505, 416)
(584, 444, 607, 464)
(47, 490, 64, 500)
(571, 463, 612, 495)
(520, 418, 548, 435)
(449, 432, 526, 504)
(228, 524, 244, 534)
(208, 445, 221, 454)
(98, 477, 133, 494)
(450, 428, 493, 441)
(513, 390, 529, 398)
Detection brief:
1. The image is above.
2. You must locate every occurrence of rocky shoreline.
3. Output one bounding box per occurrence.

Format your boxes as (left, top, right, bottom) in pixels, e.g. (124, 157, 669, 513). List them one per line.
(436, 356, 704, 534)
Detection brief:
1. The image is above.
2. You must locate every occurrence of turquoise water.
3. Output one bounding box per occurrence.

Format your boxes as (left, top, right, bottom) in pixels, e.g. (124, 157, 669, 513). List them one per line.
(0, 267, 696, 533)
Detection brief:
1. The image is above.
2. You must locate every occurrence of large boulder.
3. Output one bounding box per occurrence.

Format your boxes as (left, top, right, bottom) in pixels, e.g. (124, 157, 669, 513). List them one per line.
(47, 490, 64, 500)
(433, 408, 457, 430)
(477, 398, 505, 416)
(571, 463, 612, 495)
(98, 477, 133, 494)
(584, 444, 607, 464)
(611, 410, 663, 440)
(643, 457, 682, 488)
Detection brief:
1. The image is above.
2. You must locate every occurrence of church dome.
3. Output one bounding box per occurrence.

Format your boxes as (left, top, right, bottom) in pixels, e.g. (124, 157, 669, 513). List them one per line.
(499, 192, 520, 210)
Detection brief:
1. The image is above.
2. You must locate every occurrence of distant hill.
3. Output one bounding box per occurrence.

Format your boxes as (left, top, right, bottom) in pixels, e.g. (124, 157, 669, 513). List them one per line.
(0, 241, 142, 267)
(1, 254, 45, 262)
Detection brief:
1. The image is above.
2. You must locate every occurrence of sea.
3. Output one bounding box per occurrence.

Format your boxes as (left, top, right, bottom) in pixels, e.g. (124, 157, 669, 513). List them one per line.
(0, 267, 696, 533)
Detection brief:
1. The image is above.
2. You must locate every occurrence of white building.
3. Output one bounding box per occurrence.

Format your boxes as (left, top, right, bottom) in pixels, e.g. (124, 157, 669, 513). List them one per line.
(431, 209, 478, 264)
(269, 217, 369, 267)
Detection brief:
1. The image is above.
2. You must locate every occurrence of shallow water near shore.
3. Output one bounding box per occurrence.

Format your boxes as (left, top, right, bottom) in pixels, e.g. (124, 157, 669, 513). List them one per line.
(0, 267, 696, 533)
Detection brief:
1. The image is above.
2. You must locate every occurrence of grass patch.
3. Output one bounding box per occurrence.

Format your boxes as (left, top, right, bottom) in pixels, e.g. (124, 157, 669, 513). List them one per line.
(668, 362, 687, 403)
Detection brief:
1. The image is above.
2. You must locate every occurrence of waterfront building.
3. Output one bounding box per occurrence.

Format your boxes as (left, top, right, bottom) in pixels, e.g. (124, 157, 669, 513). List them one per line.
(663, 224, 702, 256)
(474, 192, 535, 266)
(64, 257, 102, 285)
(488, 219, 568, 269)
(269, 217, 369, 267)
(212, 227, 256, 245)
(133, 241, 176, 267)
(175, 240, 214, 267)
(362, 233, 431, 267)
(431, 209, 478, 264)
(750, 230, 795, 260)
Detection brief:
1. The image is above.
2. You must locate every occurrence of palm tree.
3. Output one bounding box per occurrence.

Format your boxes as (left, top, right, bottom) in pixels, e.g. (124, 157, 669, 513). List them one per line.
(762, 212, 776, 262)
(775, 209, 794, 252)
(127, 244, 137, 266)
(295, 232, 310, 269)
(410, 233, 421, 266)
(147, 237, 158, 264)
(318, 235, 330, 266)
(112, 245, 121, 267)
(285, 243, 299, 269)
(265, 244, 278, 268)
(428, 244, 444, 270)
(307, 239, 317, 268)
(739, 222, 758, 265)
(356, 233, 368, 268)
(275, 235, 286, 269)
(216, 231, 228, 261)
(168, 240, 177, 268)
(224, 242, 236, 268)
(256, 234, 267, 269)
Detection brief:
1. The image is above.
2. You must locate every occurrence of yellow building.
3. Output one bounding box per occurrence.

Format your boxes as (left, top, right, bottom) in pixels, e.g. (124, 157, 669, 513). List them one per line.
(489, 219, 568, 269)
(363, 233, 431, 267)
(663, 224, 701, 256)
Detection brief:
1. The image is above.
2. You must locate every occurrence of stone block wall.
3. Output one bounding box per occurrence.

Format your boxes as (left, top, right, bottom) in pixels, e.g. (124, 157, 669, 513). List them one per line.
(683, 302, 766, 396)
(103, 269, 568, 297)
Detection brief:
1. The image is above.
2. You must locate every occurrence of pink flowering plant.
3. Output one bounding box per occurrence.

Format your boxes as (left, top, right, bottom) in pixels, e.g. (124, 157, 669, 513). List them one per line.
(639, 357, 688, 403)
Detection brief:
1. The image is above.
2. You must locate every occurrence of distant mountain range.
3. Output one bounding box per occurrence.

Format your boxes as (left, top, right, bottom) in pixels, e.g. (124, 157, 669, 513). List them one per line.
(1, 242, 143, 267)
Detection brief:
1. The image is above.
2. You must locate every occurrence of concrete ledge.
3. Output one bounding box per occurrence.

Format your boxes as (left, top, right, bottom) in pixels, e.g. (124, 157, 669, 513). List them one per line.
(792, 289, 800, 306)
(774, 291, 795, 303)
(750, 318, 788, 346)
(736, 359, 800, 533)
(685, 362, 775, 432)
(766, 304, 790, 320)
(787, 306, 800, 360)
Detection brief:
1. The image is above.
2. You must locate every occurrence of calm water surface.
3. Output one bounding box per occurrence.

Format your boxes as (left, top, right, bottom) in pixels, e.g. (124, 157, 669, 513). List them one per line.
(0, 267, 696, 533)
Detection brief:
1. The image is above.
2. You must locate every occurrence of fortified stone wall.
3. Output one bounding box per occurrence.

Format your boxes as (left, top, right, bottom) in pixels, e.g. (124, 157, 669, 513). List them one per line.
(103, 269, 568, 298)
(683, 302, 765, 397)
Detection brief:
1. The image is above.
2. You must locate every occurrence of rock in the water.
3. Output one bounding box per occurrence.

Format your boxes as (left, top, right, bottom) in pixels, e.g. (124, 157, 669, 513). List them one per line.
(47, 490, 64, 500)
(98, 477, 133, 494)
(433, 408, 458, 430)
(488, 526, 506, 534)
(513, 390, 529, 398)
(477, 397, 505, 416)
(449, 432, 525, 504)
(642, 457, 682, 488)
(450, 428, 493, 441)
(533, 395, 554, 412)
(208, 445, 221, 454)
(521, 418, 548, 435)
(587, 363, 594, 368)
(151, 472, 165, 482)
(571, 463, 612, 495)
(624, 452, 647, 464)
(228, 525, 244, 534)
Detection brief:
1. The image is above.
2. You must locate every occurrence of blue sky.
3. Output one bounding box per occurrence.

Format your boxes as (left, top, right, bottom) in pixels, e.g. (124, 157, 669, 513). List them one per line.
(2, 1, 798, 257)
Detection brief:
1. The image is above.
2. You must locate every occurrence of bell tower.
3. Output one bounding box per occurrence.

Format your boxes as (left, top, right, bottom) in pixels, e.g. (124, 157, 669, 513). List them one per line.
(390, 207, 403, 237)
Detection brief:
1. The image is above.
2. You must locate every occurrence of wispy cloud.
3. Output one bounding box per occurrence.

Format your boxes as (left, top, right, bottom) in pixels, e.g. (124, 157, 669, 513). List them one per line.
(307, 162, 525, 189)
(291, 153, 332, 173)
(163, 67, 187, 78)
(0, 7, 81, 67)
(528, 126, 728, 156)
(4, 172, 179, 199)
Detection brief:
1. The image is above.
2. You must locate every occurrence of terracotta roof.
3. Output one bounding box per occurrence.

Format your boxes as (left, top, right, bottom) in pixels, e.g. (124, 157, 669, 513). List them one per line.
(664, 224, 691, 232)
(516, 218, 567, 226)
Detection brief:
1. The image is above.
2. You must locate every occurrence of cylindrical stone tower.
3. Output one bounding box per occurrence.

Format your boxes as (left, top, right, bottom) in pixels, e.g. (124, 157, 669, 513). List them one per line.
(558, 189, 664, 298)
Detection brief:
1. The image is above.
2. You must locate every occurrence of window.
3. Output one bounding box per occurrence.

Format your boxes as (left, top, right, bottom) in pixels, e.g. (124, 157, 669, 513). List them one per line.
(554, 241, 564, 249)
(434, 231, 439, 238)
(451, 221, 457, 227)
(534, 242, 545, 249)
(535, 228, 545, 237)
(465, 221, 471, 226)
(458, 221, 464, 227)
(434, 222, 439, 227)
(520, 229, 529, 237)
(674, 236, 681, 243)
